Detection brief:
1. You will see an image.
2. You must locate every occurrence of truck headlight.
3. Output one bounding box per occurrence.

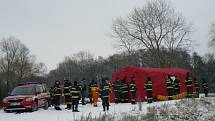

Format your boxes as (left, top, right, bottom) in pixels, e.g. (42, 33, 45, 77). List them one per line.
(25, 97, 33, 102)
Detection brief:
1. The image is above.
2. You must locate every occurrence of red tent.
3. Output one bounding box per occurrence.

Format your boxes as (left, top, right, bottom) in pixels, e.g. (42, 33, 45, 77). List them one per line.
(111, 66, 195, 102)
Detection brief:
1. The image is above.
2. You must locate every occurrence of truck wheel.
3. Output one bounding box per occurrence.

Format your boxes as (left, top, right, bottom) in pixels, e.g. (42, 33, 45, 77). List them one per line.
(31, 101, 38, 112)
(43, 100, 49, 110)
(48, 98, 52, 107)
(4, 110, 12, 113)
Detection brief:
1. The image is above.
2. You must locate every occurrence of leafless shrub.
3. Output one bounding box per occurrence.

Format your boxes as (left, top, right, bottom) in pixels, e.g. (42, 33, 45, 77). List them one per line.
(142, 107, 158, 121)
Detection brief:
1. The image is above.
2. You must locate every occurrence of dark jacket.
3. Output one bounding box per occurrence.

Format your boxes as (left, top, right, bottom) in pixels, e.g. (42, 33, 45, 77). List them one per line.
(100, 81, 110, 99)
(71, 83, 81, 100)
(185, 76, 193, 87)
(145, 79, 152, 91)
(64, 81, 72, 96)
(129, 79, 137, 92)
(53, 85, 62, 96)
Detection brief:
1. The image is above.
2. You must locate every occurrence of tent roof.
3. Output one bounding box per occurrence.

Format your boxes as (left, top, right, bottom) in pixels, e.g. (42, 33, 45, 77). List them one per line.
(112, 66, 191, 79)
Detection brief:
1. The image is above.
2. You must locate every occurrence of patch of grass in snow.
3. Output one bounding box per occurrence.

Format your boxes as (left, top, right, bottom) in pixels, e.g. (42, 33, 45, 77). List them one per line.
(74, 113, 114, 121)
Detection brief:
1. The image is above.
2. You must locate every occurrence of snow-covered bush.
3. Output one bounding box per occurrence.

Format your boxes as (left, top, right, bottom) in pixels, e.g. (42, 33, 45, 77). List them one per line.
(153, 97, 215, 121)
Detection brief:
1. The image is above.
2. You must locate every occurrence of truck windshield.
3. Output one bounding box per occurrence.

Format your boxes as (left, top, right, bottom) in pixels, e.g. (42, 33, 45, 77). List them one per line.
(11, 86, 35, 95)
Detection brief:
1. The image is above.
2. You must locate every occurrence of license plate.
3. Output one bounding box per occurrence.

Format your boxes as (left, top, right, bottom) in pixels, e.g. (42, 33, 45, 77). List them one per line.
(10, 102, 20, 106)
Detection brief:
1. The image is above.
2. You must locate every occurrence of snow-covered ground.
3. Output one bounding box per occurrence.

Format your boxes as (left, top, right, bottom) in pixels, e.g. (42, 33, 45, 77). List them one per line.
(0, 95, 215, 121)
(0, 100, 177, 121)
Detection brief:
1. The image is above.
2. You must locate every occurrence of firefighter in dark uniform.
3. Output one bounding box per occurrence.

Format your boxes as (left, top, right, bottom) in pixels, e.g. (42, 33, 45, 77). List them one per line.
(81, 78, 87, 105)
(185, 72, 193, 98)
(49, 86, 54, 107)
(71, 81, 81, 112)
(129, 75, 137, 104)
(193, 77, 200, 98)
(144, 76, 153, 103)
(166, 75, 174, 100)
(88, 79, 96, 104)
(53, 80, 62, 110)
(202, 79, 209, 97)
(112, 77, 121, 104)
(174, 76, 180, 95)
(120, 78, 129, 103)
(100, 78, 110, 111)
(63, 80, 72, 109)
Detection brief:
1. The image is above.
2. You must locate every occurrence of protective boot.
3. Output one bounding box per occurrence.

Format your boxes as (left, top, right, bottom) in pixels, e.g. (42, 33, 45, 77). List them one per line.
(55, 106, 62, 110)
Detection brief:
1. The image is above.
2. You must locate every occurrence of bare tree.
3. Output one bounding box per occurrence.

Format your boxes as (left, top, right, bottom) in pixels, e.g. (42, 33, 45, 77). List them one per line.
(0, 37, 21, 81)
(72, 51, 94, 64)
(112, 0, 192, 67)
(71, 51, 95, 75)
(0, 37, 46, 81)
(209, 22, 215, 47)
(31, 62, 47, 76)
(50, 51, 96, 82)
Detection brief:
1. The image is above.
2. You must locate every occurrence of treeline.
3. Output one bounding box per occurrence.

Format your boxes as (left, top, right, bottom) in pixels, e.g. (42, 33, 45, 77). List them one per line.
(47, 49, 215, 93)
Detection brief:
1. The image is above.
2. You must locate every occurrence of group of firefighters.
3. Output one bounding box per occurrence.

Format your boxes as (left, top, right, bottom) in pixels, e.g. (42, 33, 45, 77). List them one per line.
(49, 72, 209, 111)
(165, 72, 209, 100)
(112, 76, 137, 104)
(49, 78, 110, 111)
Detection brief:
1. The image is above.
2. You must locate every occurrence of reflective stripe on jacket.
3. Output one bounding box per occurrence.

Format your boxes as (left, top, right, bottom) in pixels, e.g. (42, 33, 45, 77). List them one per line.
(53, 86, 62, 96)
(166, 79, 174, 89)
(185, 77, 192, 87)
(71, 86, 81, 99)
(130, 80, 136, 92)
(145, 80, 152, 91)
(100, 84, 110, 98)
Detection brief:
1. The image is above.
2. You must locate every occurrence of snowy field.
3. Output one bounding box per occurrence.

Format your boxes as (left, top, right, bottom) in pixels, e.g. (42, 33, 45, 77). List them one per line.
(0, 100, 177, 121)
(0, 94, 215, 121)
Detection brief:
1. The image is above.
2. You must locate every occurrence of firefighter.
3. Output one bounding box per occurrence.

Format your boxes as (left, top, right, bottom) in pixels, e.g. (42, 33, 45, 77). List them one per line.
(49, 86, 54, 107)
(129, 75, 137, 104)
(89, 79, 96, 104)
(166, 75, 174, 100)
(202, 79, 209, 97)
(144, 76, 153, 103)
(81, 78, 87, 105)
(112, 77, 121, 104)
(52, 80, 62, 110)
(193, 77, 200, 98)
(105, 77, 112, 103)
(71, 81, 81, 112)
(100, 78, 110, 111)
(185, 72, 193, 98)
(120, 78, 129, 103)
(174, 76, 180, 95)
(63, 80, 72, 109)
(92, 82, 99, 107)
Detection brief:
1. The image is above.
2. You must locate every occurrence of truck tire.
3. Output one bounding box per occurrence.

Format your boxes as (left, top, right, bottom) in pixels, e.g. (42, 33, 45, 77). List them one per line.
(31, 101, 38, 112)
(43, 100, 49, 110)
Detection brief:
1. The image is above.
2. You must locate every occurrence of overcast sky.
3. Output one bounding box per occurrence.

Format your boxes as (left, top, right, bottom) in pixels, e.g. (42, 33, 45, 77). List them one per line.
(0, 0, 214, 71)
